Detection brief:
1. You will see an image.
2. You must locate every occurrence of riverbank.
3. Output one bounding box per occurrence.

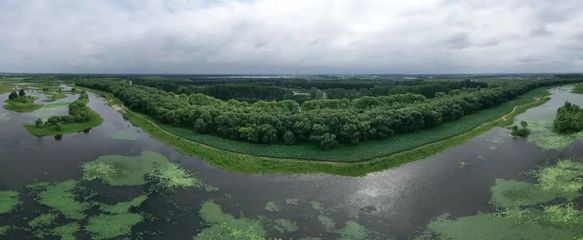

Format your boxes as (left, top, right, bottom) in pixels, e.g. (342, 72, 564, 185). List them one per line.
(87, 87, 551, 176)
(24, 95, 103, 137)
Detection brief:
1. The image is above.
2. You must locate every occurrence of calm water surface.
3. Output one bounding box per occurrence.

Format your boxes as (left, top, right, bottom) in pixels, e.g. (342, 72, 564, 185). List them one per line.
(0, 86, 581, 239)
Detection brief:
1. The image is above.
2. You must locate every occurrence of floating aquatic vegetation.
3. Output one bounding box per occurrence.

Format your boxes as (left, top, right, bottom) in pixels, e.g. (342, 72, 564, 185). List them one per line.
(0, 226, 11, 237)
(491, 160, 582, 208)
(285, 198, 299, 205)
(0, 190, 21, 214)
(337, 221, 369, 240)
(53, 222, 80, 240)
(544, 203, 581, 227)
(310, 201, 325, 212)
(420, 159, 583, 240)
(85, 213, 144, 240)
(489, 179, 557, 208)
(420, 212, 582, 240)
(264, 201, 280, 212)
(27, 213, 72, 239)
(194, 200, 266, 240)
(27, 180, 92, 220)
(537, 160, 583, 195)
(28, 213, 57, 229)
(99, 195, 148, 214)
(273, 218, 298, 233)
(82, 151, 199, 189)
(108, 128, 141, 141)
(317, 215, 336, 232)
(85, 194, 147, 240)
(527, 120, 583, 150)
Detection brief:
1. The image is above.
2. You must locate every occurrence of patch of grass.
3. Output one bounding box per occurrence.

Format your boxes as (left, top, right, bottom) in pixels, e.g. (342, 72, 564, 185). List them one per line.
(82, 151, 199, 188)
(24, 95, 103, 136)
(194, 200, 266, 240)
(99, 195, 147, 214)
(27, 180, 92, 220)
(85, 213, 143, 240)
(0, 190, 21, 214)
(3, 97, 42, 112)
(90, 88, 550, 176)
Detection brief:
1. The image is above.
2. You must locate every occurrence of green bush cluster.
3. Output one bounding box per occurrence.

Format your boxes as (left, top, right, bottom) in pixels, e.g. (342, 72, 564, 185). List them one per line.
(76, 78, 581, 149)
(553, 102, 583, 133)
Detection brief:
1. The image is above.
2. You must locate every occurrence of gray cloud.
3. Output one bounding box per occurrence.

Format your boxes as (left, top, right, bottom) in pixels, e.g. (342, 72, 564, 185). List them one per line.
(0, 0, 582, 74)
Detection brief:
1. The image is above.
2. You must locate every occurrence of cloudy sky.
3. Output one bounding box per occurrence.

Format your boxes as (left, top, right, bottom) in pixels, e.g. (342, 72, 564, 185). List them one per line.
(0, 0, 582, 74)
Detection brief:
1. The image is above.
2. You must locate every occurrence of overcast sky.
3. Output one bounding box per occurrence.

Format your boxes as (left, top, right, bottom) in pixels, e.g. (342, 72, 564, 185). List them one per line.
(0, 0, 582, 74)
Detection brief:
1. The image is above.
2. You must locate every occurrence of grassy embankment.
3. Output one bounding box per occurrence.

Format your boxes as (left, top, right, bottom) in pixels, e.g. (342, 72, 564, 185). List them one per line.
(3, 96, 43, 112)
(24, 95, 103, 136)
(88, 87, 550, 176)
(573, 83, 583, 94)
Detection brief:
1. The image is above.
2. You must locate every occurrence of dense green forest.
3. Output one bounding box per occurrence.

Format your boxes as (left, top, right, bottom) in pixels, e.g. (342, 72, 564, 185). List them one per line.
(76, 77, 581, 149)
(553, 102, 583, 133)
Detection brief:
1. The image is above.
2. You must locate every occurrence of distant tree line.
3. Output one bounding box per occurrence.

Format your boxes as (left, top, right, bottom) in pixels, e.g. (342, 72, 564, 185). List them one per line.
(553, 102, 583, 133)
(76, 78, 581, 149)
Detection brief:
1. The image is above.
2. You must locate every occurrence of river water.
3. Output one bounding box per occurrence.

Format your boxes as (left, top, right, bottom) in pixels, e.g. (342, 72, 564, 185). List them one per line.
(0, 86, 581, 239)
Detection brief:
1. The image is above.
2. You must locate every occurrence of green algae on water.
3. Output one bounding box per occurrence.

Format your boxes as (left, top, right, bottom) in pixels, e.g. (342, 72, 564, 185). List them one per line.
(490, 160, 582, 208)
(336, 221, 369, 240)
(310, 201, 325, 212)
(317, 215, 336, 232)
(194, 200, 266, 240)
(527, 120, 583, 150)
(27, 180, 92, 220)
(99, 195, 147, 214)
(0, 190, 21, 214)
(0, 225, 11, 237)
(53, 222, 80, 240)
(82, 151, 199, 189)
(420, 159, 583, 240)
(489, 179, 558, 208)
(273, 218, 298, 233)
(421, 212, 581, 240)
(537, 160, 583, 195)
(85, 213, 144, 240)
(28, 213, 58, 229)
(264, 201, 280, 212)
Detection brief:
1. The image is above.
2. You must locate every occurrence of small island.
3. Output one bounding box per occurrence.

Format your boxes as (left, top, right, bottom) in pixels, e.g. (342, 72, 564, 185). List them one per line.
(25, 91, 103, 136)
(554, 101, 583, 133)
(3, 89, 42, 112)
